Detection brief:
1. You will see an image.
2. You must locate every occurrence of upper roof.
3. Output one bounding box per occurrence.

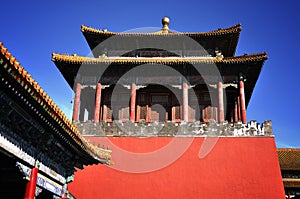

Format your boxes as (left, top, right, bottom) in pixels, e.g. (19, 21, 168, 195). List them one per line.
(81, 17, 242, 57)
(0, 42, 112, 168)
(81, 21, 242, 37)
(277, 148, 300, 170)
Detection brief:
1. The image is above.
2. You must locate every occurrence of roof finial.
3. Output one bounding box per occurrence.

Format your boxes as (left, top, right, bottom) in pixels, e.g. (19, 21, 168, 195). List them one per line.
(161, 17, 170, 33)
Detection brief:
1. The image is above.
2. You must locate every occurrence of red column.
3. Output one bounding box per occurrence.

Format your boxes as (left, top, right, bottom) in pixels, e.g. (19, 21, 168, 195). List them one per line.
(234, 101, 238, 122)
(24, 167, 38, 199)
(94, 83, 102, 123)
(182, 82, 188, 122)
(146, 105, 150, 123)
(218, 82, 224, 122)
(237, 96, 241, 121)
(239, 80, 247, 123)
(130, 83, 136, 122)
(72, 83, 81, 122)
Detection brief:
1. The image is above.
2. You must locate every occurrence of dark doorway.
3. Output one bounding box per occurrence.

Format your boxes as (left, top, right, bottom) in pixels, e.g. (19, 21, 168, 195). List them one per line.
(0, 151, 27, 198)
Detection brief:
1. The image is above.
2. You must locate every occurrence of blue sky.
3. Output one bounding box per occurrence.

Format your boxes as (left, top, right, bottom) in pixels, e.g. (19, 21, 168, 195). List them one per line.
(1, 0, 299, 148)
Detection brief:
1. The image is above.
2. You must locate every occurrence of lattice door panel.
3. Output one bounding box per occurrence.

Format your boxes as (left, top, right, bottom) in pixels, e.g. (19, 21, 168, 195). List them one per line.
(172, 106, 181, 122)
(103, 105, 113, 122)
(119, 107, 129, 122)
(136, 105, 148, 122)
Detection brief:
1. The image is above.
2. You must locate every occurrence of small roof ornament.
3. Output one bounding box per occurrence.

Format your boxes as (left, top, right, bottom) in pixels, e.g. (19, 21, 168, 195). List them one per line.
(161, 17, 170, 33)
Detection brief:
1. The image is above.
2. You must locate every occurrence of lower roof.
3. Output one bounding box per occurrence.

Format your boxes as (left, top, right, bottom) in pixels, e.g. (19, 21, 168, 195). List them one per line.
(52, 53, 267, 107)
(52, 52, 267, 64)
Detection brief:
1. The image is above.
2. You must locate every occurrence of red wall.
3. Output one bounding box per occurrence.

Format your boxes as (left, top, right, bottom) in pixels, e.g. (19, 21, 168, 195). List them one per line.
(69, 137, 285, 199)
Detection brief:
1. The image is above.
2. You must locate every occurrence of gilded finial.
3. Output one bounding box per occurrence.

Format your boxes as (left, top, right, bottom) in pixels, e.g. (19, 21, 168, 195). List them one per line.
(161, 17, 170, 33)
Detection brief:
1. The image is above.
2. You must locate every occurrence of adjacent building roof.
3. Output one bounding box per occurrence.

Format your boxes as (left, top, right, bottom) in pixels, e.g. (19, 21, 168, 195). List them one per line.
(277, 148, 300, 170)
(0, 42, 112, 173)
(277, 148, 300, 190)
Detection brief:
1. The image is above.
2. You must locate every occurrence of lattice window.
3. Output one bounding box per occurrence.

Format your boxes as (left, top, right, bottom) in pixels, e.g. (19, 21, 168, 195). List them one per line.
(140, 106, 147, 120)
(107, 108, 113, 119)
(103, 105, 113, 122)
(202, 106, 218, 122)
(151, 110, 160, 122)
(119, 107, 129, 122)
(136, 105, 148, 122)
